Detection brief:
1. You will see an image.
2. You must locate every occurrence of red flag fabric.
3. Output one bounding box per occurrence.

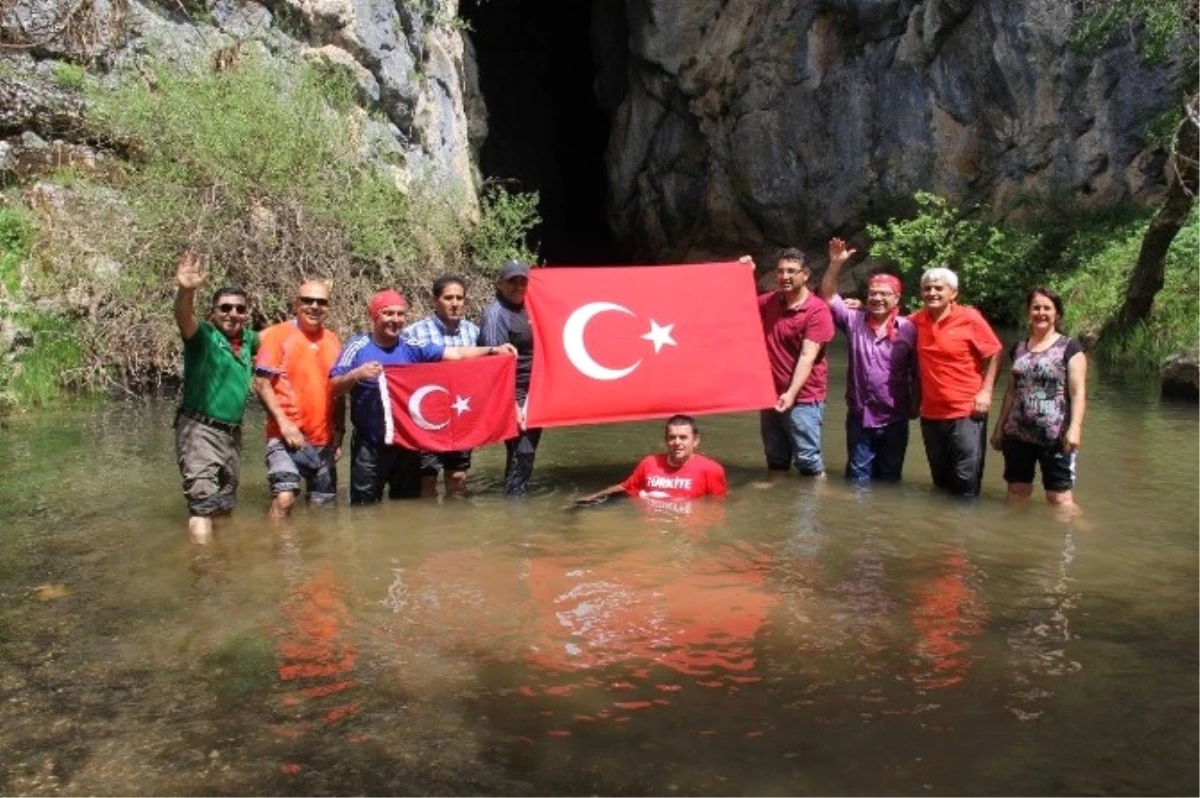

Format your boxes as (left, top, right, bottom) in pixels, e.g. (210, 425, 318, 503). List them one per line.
(525, 262, 775, 428)
(380, 357, 518, 451)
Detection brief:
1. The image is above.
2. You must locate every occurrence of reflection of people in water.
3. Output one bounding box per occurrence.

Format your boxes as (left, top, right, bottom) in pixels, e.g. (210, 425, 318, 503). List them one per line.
(909, 551, 987, 690)
(526, 536, 776, 697)
(378, 547, 527, 659)
(272, 565, 362, 741)
(575, 415, 727, 505)
(1003, 526, 1082, 721)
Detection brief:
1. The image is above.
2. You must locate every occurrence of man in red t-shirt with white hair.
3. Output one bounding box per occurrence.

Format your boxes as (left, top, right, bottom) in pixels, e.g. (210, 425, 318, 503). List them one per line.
(909, 266, 1002, 497)
(576, 415, 728, 505)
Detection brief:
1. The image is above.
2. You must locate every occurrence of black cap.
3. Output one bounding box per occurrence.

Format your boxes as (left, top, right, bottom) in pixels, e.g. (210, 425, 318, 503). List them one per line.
(498, 260, 530, 281)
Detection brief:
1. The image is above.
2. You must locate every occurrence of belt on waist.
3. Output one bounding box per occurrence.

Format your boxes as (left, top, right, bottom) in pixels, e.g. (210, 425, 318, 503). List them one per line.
(177, 407, 241, 434)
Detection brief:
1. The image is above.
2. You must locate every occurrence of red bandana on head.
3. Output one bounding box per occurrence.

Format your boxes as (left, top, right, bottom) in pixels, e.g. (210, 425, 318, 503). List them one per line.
(865, 274, 903, 340)
(368, 289, 407, 319)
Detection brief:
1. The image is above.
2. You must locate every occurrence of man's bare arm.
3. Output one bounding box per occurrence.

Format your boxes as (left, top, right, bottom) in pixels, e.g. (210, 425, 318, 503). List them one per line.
(973, 354, 1001, 417)
(576, 483, 627, 504)
(254, 374, 305, 448)
(443, 343, 518, 360)
(776, 339, 824, 412)
(330, 362, 382, 397)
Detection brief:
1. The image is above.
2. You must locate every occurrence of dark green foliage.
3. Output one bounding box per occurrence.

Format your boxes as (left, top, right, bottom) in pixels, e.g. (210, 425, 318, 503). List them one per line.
(867, 191, 1198, 370)
(865, 192, 1040, 324)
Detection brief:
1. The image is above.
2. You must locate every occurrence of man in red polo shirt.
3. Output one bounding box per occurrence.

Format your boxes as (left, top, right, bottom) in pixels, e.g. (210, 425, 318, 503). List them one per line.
(909, 267, 1002, 497)
(752, 247, 836, 477)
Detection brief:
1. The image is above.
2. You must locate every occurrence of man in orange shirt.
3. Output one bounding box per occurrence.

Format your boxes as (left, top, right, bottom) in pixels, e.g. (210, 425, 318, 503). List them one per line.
(909, 267, 1002, 497)
(254, 280, 344, 518)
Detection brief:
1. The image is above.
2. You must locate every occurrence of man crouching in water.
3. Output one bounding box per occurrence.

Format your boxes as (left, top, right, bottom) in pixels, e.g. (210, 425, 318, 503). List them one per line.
(576, 415, 728, 505)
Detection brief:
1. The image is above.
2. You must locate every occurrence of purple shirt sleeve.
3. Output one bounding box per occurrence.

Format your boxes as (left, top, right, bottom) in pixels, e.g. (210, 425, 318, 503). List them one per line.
(829, 294, 854, 333)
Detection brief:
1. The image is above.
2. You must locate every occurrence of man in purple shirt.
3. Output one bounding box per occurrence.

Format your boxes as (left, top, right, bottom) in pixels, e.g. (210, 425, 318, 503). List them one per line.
(818, 238, 919, 481)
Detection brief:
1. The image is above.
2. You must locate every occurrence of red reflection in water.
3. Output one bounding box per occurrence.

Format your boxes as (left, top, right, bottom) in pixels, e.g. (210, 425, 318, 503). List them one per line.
(371, 515, 775, 735)
(909, 553, 987, 690)
(273, 567, 362, 737)
(380, 548, 528, 656)
(526, 540, 777, 695)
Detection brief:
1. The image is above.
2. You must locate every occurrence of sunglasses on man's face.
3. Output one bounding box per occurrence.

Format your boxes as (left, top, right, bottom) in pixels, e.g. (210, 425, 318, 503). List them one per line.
(217, 303, 248, 314)
(297, 296, 330, 307)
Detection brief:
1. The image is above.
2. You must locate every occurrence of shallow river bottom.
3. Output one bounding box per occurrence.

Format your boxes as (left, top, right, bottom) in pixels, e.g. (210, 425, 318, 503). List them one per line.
(0, 369, 1196, 795)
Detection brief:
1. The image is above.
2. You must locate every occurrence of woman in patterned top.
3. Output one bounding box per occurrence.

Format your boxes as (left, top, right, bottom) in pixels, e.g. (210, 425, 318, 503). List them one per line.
(990, 287, 1088, 506)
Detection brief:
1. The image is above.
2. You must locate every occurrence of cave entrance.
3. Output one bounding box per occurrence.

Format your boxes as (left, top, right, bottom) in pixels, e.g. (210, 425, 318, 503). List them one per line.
(461, 0, 618, 264)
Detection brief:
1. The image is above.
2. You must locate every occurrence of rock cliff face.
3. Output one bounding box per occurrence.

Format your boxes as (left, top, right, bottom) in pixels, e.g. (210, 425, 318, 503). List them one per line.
(595, 0, 1185, 260)
(1, 0, 1185, 263)
(1, 0, 483, 202)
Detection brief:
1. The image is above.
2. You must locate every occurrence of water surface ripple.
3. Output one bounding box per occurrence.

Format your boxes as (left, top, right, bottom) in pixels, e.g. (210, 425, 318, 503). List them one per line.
(0, 360, 1195, 795)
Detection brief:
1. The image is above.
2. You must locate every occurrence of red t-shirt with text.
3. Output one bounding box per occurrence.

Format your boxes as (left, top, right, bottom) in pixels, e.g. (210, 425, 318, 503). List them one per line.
(759, 292, 836, 403)
(621, 453, 728, 500)
(909, 304, 1002, 419)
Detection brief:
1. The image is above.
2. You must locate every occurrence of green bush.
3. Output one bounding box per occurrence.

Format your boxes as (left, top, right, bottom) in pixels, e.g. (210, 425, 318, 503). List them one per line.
(0, 202, 33, 295)
(866, 190, 1197, 372)
(97, 58, 358, 205)
(49, 61, 87, 90)
(1062, 208, 1199, 367)
(37, 53, 543, 390)
(0, 312, 86, 411)
(469, 181, 541, 270)
(866, 191, 1040, 324)
(1069, 0, 1195, 66)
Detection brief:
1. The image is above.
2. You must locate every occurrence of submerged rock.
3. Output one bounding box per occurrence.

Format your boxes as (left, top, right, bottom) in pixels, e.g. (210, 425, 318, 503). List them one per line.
(1161, 350, 1199, 402)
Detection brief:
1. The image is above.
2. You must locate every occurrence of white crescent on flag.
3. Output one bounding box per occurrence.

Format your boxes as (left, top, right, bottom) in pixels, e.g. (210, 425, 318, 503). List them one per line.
(408, 384, 449, 430)
(562, 302, 677, 381)
(563, 302, 641, 381)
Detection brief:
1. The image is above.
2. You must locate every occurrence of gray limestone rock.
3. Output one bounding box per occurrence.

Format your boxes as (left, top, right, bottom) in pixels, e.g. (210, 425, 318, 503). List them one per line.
(2, 0, 479, 203)
(0, 0, 1185, 261)
(599, 0, 1185, 259)
(19, 131, 48, 149)
(1161, 350, 1200, 402)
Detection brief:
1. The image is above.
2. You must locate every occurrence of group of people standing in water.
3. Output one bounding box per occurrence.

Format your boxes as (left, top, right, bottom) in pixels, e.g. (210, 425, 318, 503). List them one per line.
(169, 239, 1087, 543)
(172, 251, 539, 543)
(742, 239, 1086, 506)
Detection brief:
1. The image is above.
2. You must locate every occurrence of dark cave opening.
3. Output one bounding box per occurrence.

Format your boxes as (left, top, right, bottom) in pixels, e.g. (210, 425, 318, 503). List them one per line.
(461, 0, 620, 265)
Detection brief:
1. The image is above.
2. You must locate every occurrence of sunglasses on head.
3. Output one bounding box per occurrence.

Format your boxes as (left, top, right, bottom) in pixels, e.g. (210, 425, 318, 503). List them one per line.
(217, 302, 248, 314)
(297, 296, 330, 307)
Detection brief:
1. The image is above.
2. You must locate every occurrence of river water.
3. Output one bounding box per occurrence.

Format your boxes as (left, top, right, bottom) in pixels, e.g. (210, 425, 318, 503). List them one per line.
(0, 347, 1196, 796)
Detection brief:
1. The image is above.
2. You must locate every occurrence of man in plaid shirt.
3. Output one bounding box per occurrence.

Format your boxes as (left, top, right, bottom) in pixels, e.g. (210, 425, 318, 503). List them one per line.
(402, 274, 482, 497)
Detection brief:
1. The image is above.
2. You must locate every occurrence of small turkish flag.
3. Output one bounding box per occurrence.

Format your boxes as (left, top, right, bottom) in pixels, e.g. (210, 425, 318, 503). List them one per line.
(525, 262, 775, 428)
(380, 358, 518, 451)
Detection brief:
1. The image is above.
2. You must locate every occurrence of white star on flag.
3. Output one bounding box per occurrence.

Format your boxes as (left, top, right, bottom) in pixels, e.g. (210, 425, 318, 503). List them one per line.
(641, 319, 677, 354)
(452, 395, 471, 415)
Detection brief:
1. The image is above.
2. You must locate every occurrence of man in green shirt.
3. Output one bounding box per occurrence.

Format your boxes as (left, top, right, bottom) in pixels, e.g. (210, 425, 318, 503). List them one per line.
(174, 250, 259, 543)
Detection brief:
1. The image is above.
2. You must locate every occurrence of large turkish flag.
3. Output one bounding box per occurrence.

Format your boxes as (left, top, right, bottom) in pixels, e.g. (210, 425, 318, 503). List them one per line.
(525, 262, 775, 428)
(380, 357, 518, 451)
